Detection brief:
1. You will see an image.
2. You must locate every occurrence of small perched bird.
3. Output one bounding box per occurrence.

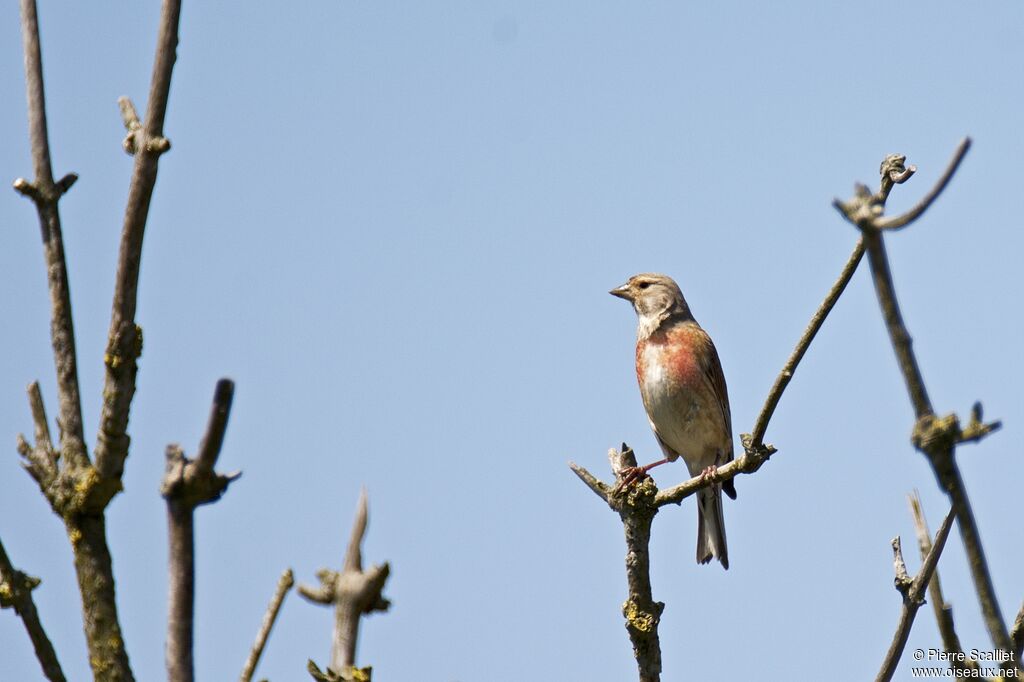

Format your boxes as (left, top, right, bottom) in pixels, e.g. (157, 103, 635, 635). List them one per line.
(611, 273, 736, 569)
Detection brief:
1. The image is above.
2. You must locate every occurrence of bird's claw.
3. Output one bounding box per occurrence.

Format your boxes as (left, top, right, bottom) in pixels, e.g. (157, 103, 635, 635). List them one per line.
(700, 465, 720, 483)
(613, 466, 650, 494)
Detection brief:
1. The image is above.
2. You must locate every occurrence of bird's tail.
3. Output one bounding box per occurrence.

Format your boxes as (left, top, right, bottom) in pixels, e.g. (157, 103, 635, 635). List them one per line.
(696, 487, 729, 569)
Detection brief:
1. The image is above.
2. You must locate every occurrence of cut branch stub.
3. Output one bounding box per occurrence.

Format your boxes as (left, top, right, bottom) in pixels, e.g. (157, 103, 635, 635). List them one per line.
(298, 490, 391, 672)
(911, 408, 1001, 458)
(160, 379, 240, 507)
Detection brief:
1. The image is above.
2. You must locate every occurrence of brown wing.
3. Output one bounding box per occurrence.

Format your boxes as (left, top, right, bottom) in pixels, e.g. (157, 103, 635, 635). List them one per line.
(696, 326, 737, 498)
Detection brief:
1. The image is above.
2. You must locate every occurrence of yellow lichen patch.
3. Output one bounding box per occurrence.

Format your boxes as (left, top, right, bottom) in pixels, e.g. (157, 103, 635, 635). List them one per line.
(68, 527, 82, 546)
(346, 666, 373, 682)
(74, 467, 99, 494)
(623, 600, 655, 633)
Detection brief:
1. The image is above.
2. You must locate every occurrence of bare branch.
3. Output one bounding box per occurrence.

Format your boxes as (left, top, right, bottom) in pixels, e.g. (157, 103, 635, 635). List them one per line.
(0, 538, 66, 682)
(1012, 603, 1024, 660)
(162, 379, 239, 682)
(16, 1, 139, 678)
(27, 382, 53, 452)
(239, 568, 295, 682)
(832, 138, 973, 420)
(571, 446, 663, 681)
(836, 143, 1011, 656)
(299, 492, 391, 673)
(876, 139, 972, 231)
(568, 461, 610, 503)
(195, 379, 235, 475)
(17, 382, 59, 488)
(747, 238, 865, 447)
(654, 439, 774, 508)
(343, 489, 369, 573)
(16, 0, 88, 469)
(908, 492, 981, 673)
(876, 507, 956, 682)
(946, 463, 1013, 655)
(95, 0, 182, 482)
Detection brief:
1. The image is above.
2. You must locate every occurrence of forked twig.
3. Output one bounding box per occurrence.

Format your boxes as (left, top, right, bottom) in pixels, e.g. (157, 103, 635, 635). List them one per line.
(876, 508, 956, 682)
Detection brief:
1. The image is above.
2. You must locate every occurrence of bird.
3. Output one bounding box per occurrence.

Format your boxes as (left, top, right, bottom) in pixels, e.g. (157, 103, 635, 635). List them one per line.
(610, 273, 736, 569)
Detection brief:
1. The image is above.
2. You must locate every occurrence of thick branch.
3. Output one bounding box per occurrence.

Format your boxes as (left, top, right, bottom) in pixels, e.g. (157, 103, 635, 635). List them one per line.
(0, 538, 66, 682)
(239, 568, 295, 682)
(16, 0, 87, 469)
(95, 0, 181, 482)
(571, 446, 663, 682)
(944, 460, 1013, 655)
(66, 515, 134, 681)
(16, 1, 138, 679)
(165, 487, 194, 682)
(161, 379, 238, 682)
(299, 490, 390, 673)
(835, 141, 1010, 656)
(876, 507, 956, 682)
(861, 227, 933, 418)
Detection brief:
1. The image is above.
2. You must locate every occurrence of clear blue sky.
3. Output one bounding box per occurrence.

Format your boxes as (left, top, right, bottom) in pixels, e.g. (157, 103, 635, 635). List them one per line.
(2, 2, 1022, 680)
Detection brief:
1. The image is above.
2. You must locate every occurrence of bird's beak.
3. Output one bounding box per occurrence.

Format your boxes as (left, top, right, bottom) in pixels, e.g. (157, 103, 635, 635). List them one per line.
(609, 283, 633, 301)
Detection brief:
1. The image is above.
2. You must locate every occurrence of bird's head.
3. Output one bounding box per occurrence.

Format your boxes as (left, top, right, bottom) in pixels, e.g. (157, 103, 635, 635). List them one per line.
(610, 273, 691, 323)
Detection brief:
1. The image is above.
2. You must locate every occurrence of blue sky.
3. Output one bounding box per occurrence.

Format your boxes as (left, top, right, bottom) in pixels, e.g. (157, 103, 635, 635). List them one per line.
(2, 2, 1022, 680)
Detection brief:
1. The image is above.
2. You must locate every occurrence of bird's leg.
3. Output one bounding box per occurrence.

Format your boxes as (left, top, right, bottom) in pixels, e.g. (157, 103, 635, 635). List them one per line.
(700, 465, 720, 483)
(614, 458, 669, 493)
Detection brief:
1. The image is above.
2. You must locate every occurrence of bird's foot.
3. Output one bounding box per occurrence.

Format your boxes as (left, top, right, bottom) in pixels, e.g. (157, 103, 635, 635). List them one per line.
(613, 466, 651, 494)
(700, 465, 720, 484)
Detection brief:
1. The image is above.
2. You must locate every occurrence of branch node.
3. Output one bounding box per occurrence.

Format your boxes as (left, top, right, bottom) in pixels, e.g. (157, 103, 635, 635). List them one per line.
(13, 178, 41, 201)
(891, 536, 914, 598)
(55, 173, 78, 195)
(146, 136, 172, 154)
(740, 434, 776, 469)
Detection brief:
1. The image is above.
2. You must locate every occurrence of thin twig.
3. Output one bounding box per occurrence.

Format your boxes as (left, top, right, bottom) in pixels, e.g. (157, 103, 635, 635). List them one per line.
(95, 0, 181, 482)
(876, 139, 972, 231)
(908, 491, 978, 673)
(1012, 603, 1024, 661)
(240, 568, 295, 682)
(0, 538, 66, 682)
(195, 379, 235, 475)
(876, 507, 956, 682)
(15, 0, 87, 469)
(747, 238, 865, 446)
(161, 379, 239, 682)
(653, 447, 768, 507)
(19, 382, 58, 486)
(298, 490, 391, 673)
(27, 382, 53, 453)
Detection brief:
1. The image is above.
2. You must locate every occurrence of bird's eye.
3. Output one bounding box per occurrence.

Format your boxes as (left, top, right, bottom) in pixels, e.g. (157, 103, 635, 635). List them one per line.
(638, 281, 651, 289)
